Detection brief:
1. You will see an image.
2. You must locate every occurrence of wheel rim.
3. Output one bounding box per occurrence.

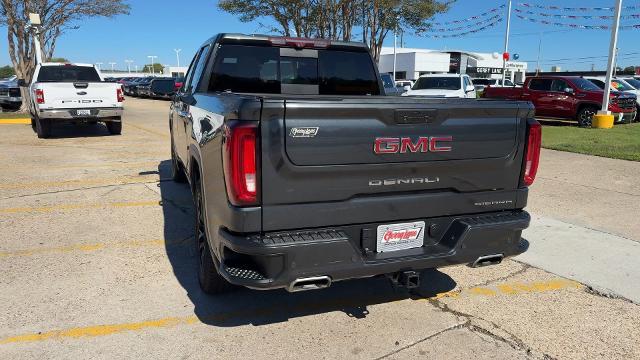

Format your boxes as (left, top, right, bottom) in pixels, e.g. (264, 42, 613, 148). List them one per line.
(581, 109, 596, 126)
(196, 187, 208, 281)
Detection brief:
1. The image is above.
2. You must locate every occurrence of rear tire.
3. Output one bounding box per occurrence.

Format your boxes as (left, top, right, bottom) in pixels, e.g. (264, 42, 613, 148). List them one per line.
(35, 117, 51, 138)
(194, 177, 232, 295)
(577, 106, 598, 128)
(106, 119, 122, 135)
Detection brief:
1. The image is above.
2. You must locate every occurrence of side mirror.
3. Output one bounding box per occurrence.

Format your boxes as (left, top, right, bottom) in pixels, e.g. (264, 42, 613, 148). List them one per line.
(465, 85, 475, 93)
(564, 87, 575, 95)
(403, 85, 411, 92)
(17, 79, 27, 87)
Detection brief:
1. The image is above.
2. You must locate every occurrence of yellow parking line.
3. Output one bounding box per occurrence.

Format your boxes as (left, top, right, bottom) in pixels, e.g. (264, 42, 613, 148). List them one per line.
(0, 238, 180, 258)
(0, 200, 161, 214)
(0, 278, 583, 345)
(0, 118, 30, 124)
(430, 279, 582, 300)
(126, 122, 169, 138)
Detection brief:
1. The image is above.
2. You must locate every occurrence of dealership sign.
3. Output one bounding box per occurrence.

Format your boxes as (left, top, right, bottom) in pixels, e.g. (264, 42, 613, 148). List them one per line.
(468, 67, 503, 75)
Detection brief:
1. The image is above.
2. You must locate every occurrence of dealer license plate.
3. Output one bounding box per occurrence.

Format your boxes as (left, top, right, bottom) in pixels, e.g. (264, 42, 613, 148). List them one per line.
(76, 109, 91, 116)
(376, 221, 425, 253)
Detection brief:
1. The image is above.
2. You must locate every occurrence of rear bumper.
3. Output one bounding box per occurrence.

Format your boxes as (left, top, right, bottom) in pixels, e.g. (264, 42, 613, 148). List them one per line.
(214, 210, 530, 290)
(37, 107, 123, 120)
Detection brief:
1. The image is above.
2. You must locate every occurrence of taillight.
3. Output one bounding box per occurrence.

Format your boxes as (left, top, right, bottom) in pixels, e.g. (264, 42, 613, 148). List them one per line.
(522, 119, 541, 187)
(117, 88, 124, 102)
(35, 89, 45, 104)
(223, 122, 259, 206)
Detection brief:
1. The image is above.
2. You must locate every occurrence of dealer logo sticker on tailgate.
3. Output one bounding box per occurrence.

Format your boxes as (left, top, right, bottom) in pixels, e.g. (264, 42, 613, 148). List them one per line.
(289, 127, 319, 138)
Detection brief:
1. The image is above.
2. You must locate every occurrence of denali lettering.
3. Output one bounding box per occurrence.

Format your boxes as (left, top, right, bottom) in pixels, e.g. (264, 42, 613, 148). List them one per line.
(369, 177, 440, 186)
(374, 136, 452, 154)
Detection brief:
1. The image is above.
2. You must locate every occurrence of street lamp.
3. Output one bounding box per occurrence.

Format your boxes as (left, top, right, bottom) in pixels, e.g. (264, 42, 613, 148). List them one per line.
(147, 55, 158, 75)
(174, 49, 182, 67)
(28, 13, 43, 64)
(109, 62, 116, 72)
(125, 60, 133, 74)
(96, 62, 103, 70)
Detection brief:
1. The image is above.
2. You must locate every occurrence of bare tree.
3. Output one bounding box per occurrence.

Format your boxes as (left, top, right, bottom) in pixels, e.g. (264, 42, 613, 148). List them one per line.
(0, 0, 129, 111)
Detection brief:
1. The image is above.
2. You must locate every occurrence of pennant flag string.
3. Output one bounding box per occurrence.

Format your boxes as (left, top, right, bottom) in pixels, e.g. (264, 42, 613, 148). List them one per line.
(418, 18, 505, 38)
(515, 14, 640, 30)
(518, 3, 640, 11)
(430, 4, 506, 26)
(514, 8, 640, 20)
(428, 14, 502, 32)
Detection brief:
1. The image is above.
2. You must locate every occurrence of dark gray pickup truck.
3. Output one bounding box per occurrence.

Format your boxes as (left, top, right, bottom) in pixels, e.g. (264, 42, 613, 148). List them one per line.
(170, 34, 541, 294)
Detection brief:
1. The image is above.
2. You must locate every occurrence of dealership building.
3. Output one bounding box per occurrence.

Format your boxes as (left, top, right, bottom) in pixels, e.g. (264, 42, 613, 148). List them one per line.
(379, 47, 528, 83)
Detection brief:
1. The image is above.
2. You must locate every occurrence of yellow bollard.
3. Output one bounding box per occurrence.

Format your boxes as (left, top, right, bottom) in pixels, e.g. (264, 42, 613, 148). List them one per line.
(592, 114, 614, 129)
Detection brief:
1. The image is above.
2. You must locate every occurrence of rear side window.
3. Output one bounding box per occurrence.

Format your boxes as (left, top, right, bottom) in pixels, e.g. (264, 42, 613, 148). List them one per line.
(37, 66, 101, 82)
(529, 79, 552, 91)
(208, 44, 380, 95)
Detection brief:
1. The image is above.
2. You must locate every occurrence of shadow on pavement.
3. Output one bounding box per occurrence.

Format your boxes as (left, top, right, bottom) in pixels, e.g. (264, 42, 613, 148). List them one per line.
(157, 160, 457, 327)
(40, 122, 115, 138)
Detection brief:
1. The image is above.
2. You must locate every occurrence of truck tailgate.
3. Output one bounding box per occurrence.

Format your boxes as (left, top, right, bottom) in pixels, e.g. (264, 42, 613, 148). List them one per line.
(260, 97, 532, 231)
(37, 82, 119, 108)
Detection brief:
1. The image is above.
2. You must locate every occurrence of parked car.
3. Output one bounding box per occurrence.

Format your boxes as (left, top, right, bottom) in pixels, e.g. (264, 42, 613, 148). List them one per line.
(170, 33, 537, 295)
(484, 76, 637, 127)
(402, 74, 476, 98)
(138, 77, 176, 99)
(380, 73, 402, 96)
(584, 76, 640, 122)
(394, 79, 414, 90)
(23, 62, 124, 138)
(472, 78, 516, 97)
(127, 77, 154, 97)
(0, 77, 22, 110)
(122, 77, 144, 95)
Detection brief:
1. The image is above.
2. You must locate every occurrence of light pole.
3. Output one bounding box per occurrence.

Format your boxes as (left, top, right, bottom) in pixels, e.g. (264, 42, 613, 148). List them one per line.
(598, 0, 623, 123)
(135, 65, 139, 73)
(96, 62, 103, 70)
(28, 13, 43, 65)
(109, 62, 116, 72)
(174, 49, 182, 67)
(501, 0, 513, 84)
(125, 60, 133, 74)
(147, 55, 157, 75)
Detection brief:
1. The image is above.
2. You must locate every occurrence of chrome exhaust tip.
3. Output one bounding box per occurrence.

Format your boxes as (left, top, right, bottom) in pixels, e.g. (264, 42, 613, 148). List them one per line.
(287, 276, 332, 292)
(472, 254, 504, 268)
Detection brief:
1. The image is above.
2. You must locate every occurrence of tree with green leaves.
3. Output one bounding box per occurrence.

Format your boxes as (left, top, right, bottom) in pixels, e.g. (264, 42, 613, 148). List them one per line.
(0, 0, 129, 110)
(49, 57, 70, 63)
(217, 0, 450, 61)
(142, 63, 165, 74)
(0, 65, 15, 78)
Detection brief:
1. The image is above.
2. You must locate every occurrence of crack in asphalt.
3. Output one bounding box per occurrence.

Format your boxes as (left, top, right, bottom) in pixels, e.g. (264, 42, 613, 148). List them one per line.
(373, 321, 469, 360)
(0, 179, 173, 201)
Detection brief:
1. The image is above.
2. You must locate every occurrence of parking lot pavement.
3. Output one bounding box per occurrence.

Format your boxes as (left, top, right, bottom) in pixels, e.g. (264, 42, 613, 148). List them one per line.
(1, 98, 639, 359)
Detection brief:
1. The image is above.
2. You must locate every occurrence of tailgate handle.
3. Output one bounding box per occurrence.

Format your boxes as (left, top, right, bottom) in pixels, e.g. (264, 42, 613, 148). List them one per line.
(395, 109, 437, 124)
(73, 82, 89, 89)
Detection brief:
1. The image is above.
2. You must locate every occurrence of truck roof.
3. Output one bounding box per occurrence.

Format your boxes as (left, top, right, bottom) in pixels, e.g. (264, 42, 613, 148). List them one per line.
(39, 62, 95, 67)
(208, 33, 369, 50)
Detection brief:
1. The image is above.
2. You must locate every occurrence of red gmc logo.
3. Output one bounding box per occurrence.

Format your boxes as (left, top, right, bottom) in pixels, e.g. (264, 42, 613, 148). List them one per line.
(374, 136, 453, 154)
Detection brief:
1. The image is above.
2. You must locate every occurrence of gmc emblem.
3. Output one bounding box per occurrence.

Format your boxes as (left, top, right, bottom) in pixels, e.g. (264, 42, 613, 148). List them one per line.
(374, 136, 452, 154)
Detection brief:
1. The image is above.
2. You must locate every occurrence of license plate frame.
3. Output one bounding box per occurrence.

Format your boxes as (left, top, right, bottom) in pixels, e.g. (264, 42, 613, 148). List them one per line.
(75, 109, 92, 116)
(376, 221, 425, 253)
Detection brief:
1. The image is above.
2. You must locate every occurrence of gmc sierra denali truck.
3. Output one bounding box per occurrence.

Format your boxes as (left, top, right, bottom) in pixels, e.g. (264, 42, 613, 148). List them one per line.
(170, 34, 539, 294)
(23, 63, 124, 138)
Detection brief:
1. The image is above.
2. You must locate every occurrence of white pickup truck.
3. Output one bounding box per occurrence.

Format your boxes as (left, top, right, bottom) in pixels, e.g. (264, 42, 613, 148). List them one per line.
(22, 63, 124, 138)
